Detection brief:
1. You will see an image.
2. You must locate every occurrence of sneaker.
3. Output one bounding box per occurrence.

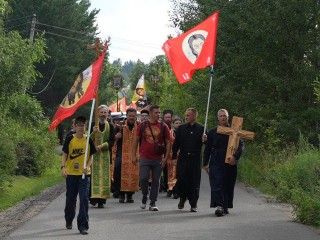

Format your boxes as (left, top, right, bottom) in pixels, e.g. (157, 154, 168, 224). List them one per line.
(66, 223, 72, 229)
(149, 202, 159, 211)
(215, 206, 225, 217)
(190, 207, 198, 212)
(80, 229, 88, 235)
(140, 202, 147, 209)
(178, 198, 186, 209)
(224, 208, 229, 214)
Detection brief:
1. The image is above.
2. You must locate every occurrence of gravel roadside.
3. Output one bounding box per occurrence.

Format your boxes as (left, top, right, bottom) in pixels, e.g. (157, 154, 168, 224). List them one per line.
(0, 183, 65, 239)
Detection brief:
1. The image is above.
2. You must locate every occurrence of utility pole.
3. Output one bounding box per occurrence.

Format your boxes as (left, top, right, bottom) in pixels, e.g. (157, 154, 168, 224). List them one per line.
(87, 38, 102, 146)
(24, 14, 37, 94)
(29, 14, 36, 43)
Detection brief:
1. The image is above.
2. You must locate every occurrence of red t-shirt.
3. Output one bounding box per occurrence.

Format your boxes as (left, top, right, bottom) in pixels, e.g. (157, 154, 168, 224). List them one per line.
(136, 121, 171, 160)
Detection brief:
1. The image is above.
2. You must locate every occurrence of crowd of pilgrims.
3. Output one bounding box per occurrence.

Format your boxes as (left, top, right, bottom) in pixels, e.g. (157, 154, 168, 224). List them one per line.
(61, 105, 243, 235)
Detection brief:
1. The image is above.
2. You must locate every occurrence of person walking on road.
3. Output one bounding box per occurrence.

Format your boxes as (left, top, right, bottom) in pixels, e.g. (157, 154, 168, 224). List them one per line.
(132, 105, 171, 211)
(203, 109, 244, 216)
(61, 115, 97, 235)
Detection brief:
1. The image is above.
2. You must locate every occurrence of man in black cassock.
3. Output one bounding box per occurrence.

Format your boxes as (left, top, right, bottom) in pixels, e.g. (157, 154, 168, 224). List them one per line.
(172, 108, 206, 212)
(203, 109, 244, 217)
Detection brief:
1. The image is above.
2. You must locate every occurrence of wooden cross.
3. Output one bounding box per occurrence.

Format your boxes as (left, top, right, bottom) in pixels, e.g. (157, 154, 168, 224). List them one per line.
(217, 116, 255, 165)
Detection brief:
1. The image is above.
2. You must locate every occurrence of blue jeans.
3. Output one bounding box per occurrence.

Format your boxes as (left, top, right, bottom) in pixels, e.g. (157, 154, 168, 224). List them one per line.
(139, 158, 162, 203)
(65, 175, 90, 231)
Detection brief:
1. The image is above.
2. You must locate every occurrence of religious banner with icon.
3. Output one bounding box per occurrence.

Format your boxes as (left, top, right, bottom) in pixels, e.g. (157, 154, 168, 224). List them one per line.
(131, 74, 147, 109)
(162, 11, 219, 84)
(49, 42, 108, 131)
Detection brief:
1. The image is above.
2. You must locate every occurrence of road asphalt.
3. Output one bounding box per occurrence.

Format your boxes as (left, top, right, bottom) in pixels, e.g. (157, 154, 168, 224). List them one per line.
(5, 171, 319, 240)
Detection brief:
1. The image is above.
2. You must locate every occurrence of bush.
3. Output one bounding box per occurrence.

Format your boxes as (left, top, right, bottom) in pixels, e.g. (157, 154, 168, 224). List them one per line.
(0, 94, 58, 180)
(0, 133, 16, 187)
(239, 135, 320, 227)
(14, 126, 56, 176)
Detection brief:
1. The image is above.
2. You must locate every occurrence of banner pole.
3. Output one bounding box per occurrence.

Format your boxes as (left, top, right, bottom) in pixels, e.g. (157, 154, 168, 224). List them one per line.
(203, 65, 214, 135)
(82, 98, 96, 179)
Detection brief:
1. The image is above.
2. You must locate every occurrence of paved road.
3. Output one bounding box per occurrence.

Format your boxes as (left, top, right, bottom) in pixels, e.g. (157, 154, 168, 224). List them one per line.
(5, 172, 319, 240)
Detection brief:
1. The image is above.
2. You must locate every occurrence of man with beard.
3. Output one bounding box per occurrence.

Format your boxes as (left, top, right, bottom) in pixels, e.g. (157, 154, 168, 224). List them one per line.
(172, 108, 206, 212)
(112, 108, 140, 203)
(89, 105, 115, 208)
(203, 109, 244, 216)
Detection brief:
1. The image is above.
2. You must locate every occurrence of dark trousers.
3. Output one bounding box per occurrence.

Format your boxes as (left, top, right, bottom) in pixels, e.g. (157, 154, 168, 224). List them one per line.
(176, 154, 201, 208)
(65, 175, 90, 231)
(113, 154, 122, 194)
(209, 160, 237, 209)
(161, 166, 168, 192)
(139, 158, 162, 203)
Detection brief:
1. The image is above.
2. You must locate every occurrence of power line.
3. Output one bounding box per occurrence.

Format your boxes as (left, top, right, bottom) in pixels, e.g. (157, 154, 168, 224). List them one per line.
(27, 69, 56, 95)
(111, 37, 159, 48)
(5, 22, 30, 30)
(34, 29, 87, 42)
(36, 22, 86, 35)
(3, 15, 33, 23)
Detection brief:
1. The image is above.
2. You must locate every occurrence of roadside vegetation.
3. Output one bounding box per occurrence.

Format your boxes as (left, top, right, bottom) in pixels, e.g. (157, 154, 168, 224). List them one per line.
(0, 157, 63, 211)
(239, 135, 320, 227)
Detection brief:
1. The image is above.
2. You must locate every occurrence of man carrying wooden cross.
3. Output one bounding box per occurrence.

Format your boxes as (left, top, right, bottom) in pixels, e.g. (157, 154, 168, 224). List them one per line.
(203, 109, 254, 217)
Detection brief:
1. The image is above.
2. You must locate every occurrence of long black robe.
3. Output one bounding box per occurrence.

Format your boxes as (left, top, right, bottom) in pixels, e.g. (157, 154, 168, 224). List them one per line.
(203, 126, 244, 210)
(172, 122, 204, 208)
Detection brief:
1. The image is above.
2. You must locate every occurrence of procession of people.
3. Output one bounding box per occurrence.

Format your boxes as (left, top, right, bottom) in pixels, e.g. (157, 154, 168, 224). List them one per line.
(60, 105, 247, 235)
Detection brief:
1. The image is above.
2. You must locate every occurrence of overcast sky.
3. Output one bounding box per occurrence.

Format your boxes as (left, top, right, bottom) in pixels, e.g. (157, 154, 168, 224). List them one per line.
(89, 0, 176, 63)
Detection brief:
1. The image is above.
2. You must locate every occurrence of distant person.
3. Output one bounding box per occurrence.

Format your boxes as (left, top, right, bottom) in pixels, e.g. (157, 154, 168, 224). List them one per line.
(140, 109, 149, 123)
(203, 109, 244, 216)
(65, 118, 76, 139)
(169, 116, 182, 199)
(162, 109, 173, 195)
(61, 115, 96, 235)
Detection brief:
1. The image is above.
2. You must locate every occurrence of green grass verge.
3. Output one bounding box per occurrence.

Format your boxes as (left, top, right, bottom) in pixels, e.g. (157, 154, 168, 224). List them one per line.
(0, 156, 64, 211)
(238, 140, 320, 227)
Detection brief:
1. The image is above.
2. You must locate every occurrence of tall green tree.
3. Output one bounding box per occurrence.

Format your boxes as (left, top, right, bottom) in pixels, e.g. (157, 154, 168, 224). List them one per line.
(5, 0, 100, 116)
(168, 0, 320, 145)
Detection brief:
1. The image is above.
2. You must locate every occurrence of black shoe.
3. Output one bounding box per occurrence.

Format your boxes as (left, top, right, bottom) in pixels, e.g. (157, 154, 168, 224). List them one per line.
(215, 206, 225, 217)
(166, 191, 172, 197)
(224, 208, 229, 214)
(173, 193, 179, 199)
(66, 223, 72, 229)
(119, 194, 125, 203)
(178, 198, 186, 209)
(90, 201, 96, 206)
(126, 197, 134, 203)
(80, 229, 88, 235)
(113, 192, 120, 198)
(98, 203, 104, 208)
